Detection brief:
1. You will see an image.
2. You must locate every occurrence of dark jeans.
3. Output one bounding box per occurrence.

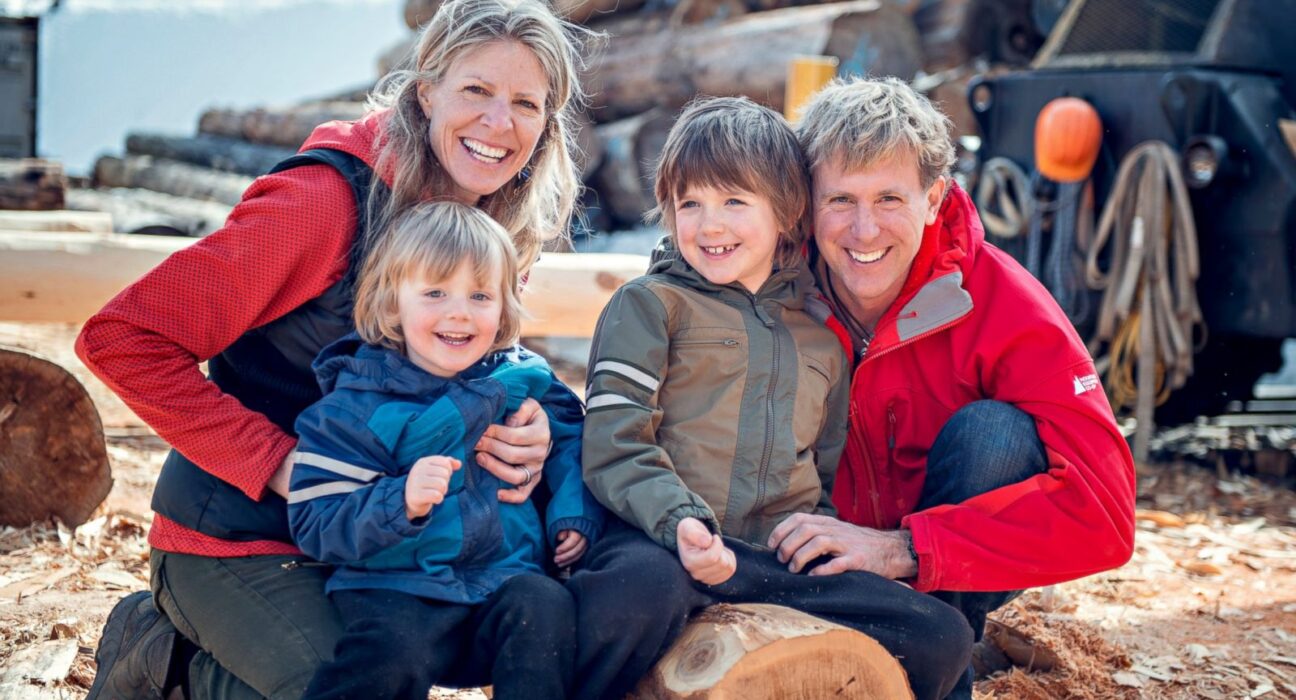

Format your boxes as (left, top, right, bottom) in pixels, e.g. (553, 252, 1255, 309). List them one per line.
(566, 524, 974, 700)
(303, 574, 576, 700)
(920, 400, 1049, 696)
(150, 551, 344, 700)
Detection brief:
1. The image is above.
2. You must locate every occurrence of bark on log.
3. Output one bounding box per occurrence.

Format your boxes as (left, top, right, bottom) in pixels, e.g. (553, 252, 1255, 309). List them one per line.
(93, 156, 253, 207)
(585, 0, 924, 122)
(66, 188, 233, 238)
(0, 159, 66, 211)
(588, 108, 674, 226)
(198, 102, 368, 149)
(124, 133, 297, 177)
(0, 230, 645, 338)
(0, 347, 111, 529)
(632, 603, 913, 699)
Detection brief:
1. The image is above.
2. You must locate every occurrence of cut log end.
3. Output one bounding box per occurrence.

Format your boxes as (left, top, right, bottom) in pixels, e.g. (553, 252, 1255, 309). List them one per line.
(0, 347, 111, 528)
(632, 603, 913, 700)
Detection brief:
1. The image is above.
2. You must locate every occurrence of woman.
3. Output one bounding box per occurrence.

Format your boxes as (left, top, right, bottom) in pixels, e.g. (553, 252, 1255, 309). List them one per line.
(78, 1, 592, 697)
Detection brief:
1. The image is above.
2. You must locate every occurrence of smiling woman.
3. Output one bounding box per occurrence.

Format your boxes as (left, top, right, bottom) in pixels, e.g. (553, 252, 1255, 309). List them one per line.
(73, 0, 594, 698)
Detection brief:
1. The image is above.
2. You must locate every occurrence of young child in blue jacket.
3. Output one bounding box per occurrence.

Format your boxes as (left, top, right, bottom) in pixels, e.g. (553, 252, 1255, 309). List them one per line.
(287, 201, 603, 700)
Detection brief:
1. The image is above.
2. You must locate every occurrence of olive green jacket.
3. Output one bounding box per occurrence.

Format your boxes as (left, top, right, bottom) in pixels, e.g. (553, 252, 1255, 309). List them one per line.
(582, 251, 850, 550)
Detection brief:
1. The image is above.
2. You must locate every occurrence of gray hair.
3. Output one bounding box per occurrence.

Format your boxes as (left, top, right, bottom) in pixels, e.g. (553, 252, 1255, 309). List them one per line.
(796, 75, 955, 188)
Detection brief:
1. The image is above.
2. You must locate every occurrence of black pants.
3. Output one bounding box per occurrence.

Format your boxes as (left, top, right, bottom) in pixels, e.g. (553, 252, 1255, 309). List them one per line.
(567, 524, 974, 700)
(303, 574, 576, 700)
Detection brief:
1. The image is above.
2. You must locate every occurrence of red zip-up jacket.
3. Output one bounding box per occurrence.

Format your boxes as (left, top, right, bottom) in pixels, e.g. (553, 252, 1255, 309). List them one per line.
(75, 113, 391, 557)
(824, 183, 1136, 593)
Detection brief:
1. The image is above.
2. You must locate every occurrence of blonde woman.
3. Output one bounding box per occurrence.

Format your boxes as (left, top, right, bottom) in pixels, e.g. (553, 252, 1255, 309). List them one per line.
(78, 1, 593, 697)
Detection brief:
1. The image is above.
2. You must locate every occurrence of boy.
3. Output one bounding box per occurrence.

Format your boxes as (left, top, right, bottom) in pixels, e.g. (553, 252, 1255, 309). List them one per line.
(567, 97, 973, 700)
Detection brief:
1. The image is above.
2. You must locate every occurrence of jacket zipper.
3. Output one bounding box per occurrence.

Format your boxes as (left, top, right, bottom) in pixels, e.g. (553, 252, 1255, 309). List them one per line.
(751, 301, 778, 519)
(674, 338, 740, 347)
(851, 314, 969, 529)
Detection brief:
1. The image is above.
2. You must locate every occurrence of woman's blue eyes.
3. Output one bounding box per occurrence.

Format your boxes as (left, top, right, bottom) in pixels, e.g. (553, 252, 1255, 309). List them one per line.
(463, 85, 541, 112)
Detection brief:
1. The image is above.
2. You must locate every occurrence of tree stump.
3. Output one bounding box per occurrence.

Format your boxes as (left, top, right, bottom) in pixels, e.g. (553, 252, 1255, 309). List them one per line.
(632, 604, 913, 699)
(0, 347, 111, 528)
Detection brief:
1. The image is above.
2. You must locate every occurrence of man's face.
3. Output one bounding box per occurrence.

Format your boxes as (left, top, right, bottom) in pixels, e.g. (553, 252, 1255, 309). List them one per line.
(811, 150, 945, 325)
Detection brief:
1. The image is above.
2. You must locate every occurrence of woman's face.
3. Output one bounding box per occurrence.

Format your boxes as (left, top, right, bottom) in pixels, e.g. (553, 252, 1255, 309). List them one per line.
(417, 40, 550, 206)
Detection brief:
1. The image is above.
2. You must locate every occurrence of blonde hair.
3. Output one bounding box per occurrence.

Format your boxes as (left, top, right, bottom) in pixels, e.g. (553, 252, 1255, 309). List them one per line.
(651, 96, 810, 268)
(354, 201, 524, 354)
(796, 76, 955, 188)
(368, 0, 595, 270)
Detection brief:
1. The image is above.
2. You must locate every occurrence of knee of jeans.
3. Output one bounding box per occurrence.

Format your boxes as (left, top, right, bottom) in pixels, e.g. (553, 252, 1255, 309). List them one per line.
(932, 401, 1046, 486)
(574, 565, 693, 638)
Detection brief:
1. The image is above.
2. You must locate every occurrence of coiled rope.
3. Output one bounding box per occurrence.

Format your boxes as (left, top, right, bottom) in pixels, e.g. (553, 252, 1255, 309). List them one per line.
(1084, 141, 1204, 460)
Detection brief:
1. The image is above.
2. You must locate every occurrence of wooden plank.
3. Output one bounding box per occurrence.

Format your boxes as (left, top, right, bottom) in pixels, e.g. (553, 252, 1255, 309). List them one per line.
(0, 210, 112, 233)
(0, 231, 645, 337)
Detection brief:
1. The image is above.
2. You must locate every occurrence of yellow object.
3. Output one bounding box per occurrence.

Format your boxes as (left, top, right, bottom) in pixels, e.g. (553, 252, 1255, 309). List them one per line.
(784, 56, 838, 123)
(1034, 97, 1102, 183)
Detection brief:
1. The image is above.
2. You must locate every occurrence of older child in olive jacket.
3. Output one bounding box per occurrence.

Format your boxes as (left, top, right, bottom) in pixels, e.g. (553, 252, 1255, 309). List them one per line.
(568, 97, 973, 700)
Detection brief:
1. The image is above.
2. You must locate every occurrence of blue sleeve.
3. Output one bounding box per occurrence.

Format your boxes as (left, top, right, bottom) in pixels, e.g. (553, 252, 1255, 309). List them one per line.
(539, 375, 606, 546)
(287, 398, 427, 565)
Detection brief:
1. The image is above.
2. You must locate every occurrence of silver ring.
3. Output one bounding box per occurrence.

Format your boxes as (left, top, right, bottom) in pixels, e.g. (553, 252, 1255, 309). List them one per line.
(518, 466, 534, 487)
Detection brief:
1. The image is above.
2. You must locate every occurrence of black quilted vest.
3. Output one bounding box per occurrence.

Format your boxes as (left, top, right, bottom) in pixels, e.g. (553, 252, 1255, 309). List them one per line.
(151, 148, 387, 543)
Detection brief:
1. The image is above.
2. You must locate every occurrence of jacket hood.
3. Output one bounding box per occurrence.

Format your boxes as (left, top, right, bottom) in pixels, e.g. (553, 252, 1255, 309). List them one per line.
(300, 110, 392, 184)
(647, 234, 817, 311)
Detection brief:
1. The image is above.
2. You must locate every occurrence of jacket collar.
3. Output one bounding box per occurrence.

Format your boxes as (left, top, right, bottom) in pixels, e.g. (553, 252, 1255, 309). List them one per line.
(648, 235, 815, 311)
(813, 181, 983, 352)
(312, 332, 503, 397)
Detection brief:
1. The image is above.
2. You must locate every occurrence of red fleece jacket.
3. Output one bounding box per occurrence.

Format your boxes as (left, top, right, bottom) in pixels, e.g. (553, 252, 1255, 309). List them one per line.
(826, 183, 1136, 593)
(76, 113, 391, 557)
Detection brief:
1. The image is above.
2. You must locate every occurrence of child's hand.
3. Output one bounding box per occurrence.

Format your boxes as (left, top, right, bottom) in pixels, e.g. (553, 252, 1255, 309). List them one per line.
(404, 456, 461, 520)
(677, 517, 736, 585)
(553, 530, 587, 568)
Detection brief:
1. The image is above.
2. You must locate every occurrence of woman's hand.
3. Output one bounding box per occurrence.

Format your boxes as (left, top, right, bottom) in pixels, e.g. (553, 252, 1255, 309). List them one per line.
(476, 398, 552, 504)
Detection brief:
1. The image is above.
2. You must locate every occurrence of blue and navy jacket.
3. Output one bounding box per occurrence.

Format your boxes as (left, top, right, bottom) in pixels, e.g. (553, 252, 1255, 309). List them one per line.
(287, 334, 603, 604)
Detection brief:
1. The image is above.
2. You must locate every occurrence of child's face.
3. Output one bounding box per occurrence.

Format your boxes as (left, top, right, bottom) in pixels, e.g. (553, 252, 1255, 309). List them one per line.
(673, 184, 780, 293)
(396, 261, 503, 377)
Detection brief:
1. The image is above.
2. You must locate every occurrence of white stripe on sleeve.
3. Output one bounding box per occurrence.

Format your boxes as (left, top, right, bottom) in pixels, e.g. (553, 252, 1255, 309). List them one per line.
(592, 360, 660, 392)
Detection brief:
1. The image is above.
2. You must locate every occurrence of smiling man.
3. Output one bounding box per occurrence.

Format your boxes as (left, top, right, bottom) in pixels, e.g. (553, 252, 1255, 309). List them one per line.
(769, 76, 1137, 695)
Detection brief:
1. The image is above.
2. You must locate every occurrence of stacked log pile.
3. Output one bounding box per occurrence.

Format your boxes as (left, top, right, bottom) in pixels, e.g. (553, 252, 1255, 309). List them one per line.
(54, 0, 1046, 236)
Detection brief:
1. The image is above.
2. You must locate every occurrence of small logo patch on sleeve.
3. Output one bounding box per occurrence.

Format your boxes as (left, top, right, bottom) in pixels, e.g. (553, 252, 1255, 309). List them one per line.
(1073, 373, 1100, 396)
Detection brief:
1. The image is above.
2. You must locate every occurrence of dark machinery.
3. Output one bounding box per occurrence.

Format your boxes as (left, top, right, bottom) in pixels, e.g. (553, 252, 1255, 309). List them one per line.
(968, 0, 1296, 424)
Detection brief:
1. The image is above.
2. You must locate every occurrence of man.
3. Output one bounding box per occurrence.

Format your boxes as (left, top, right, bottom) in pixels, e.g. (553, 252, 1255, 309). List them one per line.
(769, 76, 1136, 693)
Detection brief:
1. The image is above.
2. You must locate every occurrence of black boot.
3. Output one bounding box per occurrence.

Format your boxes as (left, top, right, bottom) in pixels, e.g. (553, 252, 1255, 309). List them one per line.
(87, 590, 178, 700)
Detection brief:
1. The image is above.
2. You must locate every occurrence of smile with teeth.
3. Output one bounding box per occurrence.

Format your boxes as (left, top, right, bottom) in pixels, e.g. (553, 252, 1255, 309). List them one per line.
(436, 332, 475, 346)
(702, 244, 739, 256)
(461, 138, 508, 164)
(847, 247, 888, 264)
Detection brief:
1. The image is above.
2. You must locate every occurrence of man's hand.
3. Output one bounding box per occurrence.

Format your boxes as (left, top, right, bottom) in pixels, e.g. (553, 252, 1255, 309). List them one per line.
(476, 398, 551, 504)
(404, 456, 461, 520)
(265, 442, 298, 499)
(553, 530, 588, 568)
(677, 517, 736, 585)
(767, 513, 917, 579)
